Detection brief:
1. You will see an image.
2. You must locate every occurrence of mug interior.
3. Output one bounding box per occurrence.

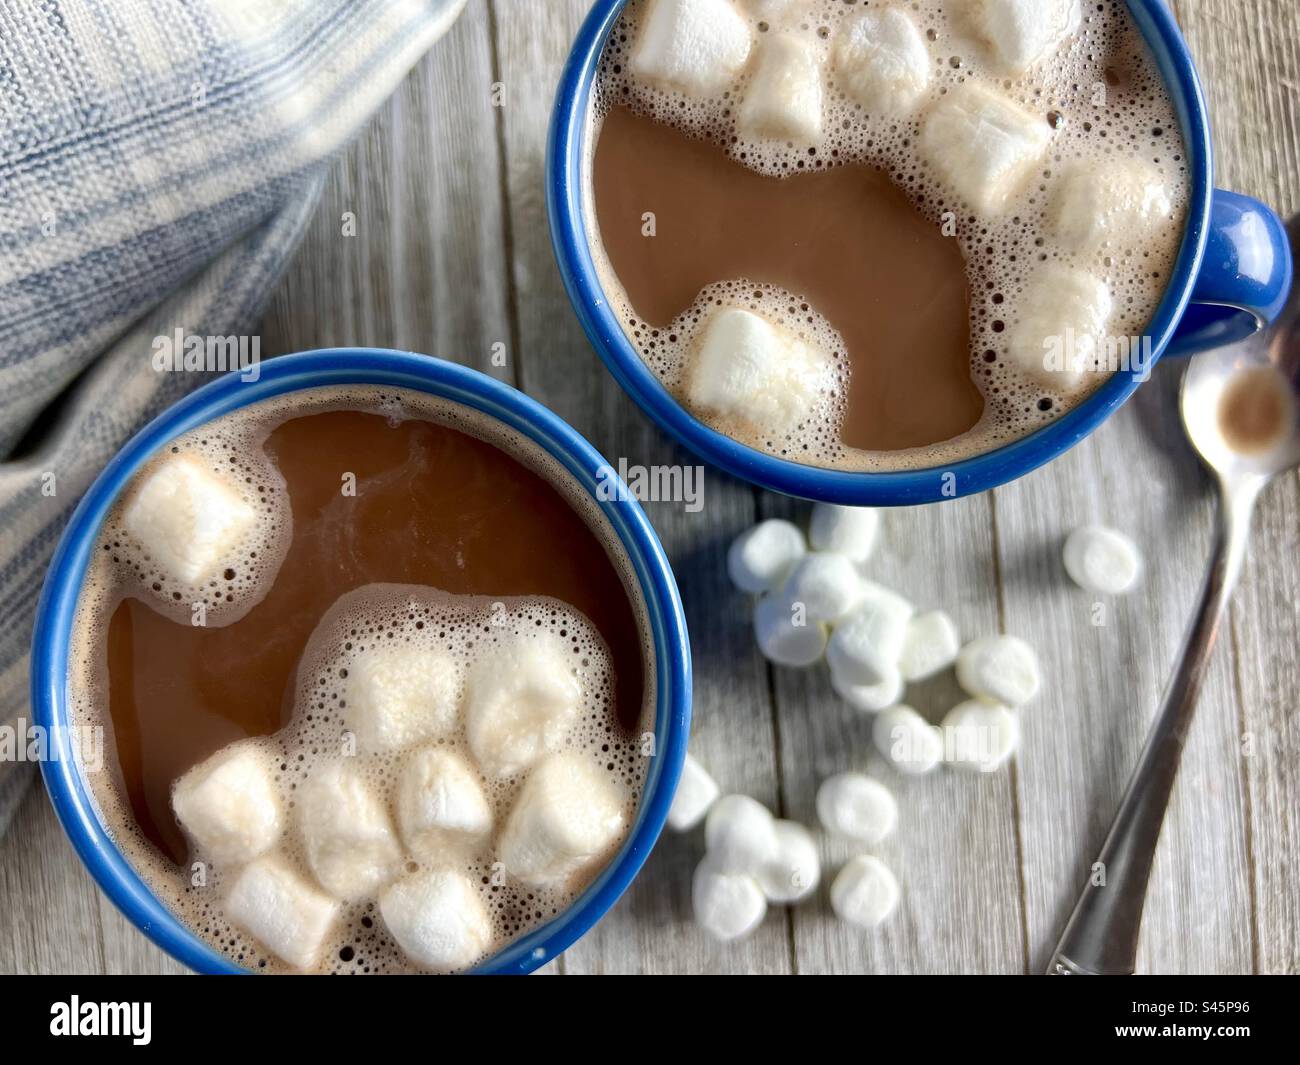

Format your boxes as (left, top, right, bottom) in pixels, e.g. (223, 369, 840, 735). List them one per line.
(31, 348, 691, 975)
(547, 0, 1214, 505)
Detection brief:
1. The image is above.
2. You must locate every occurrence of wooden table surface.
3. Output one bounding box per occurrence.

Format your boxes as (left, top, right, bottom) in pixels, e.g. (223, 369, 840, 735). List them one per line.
(2, 0, 1297, 975)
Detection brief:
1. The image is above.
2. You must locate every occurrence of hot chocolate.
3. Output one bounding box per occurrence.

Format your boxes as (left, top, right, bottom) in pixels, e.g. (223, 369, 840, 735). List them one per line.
(68, 387, 654, 973)
(586, 0, 1191, 471)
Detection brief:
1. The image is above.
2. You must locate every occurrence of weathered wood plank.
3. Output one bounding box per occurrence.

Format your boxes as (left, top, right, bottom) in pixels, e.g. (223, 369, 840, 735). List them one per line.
(994, 362, 1253, 974)
(764, 493, 1028, 974)
(260, 2, 512, 377)
(1175, 0, 1300, 976)
(486, 0, 789, 974)
(0, 789, 103, 975)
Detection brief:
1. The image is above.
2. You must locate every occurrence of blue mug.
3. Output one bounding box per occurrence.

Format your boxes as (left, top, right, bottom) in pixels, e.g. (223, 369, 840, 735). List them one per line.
(31, 349, 691, 974)
(547, 0, 1294, 506)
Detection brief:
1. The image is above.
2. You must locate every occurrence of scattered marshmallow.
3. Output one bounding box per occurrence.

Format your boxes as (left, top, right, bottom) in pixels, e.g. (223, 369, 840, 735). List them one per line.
(396, 749, 493, 861)
(693, 858, 768, 941)
(919, 82, 1051, 215)
(955, 635, 1041, 708)
(757, 820, 820, 903)
(704, 794, 779, 875)
(826, 582, 913, 687)
(830, 855, 900, 930)
(728, 518, 807, 594)
(739, 33, 824, 143)
(808, 503, 879, 566)
(631, 0, 752, 98)
(816, 773, 898, 845)
(872, 705, 943, 775)
(782, 552, 863, 624)
(497, 752, 628, 888)
(1006, 264, 1114, 391)
(754, 592, 829, 668)
(687, 307, 835, 439)
(1050, 158, 1175, 254)
(298, 761, 402, 901)
(379, 869, 493, 973)
(965, 0, 1082, 76)
(831, 662, 904, 714)
(942, 700, 1021, 772)
(123, 452, 258, 585)
(1063, 524, 1143, 595)
(834, 7, 931, 116)
(667, 752, 721, 832)
(465, 631, 582, 778)
(344, 641, 460, 754)
(898, 610, 961, 683)
(225, 854, 339, 970)
(171, 740, 282, 867)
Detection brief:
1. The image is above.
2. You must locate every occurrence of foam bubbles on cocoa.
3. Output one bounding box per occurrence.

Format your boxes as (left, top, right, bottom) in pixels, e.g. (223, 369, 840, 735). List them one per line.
(258, 584, 640, 974)
(97, 433, 290, 626)
(588, 0, 1192, 471)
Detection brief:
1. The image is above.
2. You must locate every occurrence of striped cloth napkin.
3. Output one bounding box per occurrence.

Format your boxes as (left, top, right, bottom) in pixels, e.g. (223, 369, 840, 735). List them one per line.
(0, 0, 468, 833)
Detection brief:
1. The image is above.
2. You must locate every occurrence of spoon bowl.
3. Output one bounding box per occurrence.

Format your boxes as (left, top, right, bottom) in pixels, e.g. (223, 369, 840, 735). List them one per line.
(1181, 221, 1300, 479)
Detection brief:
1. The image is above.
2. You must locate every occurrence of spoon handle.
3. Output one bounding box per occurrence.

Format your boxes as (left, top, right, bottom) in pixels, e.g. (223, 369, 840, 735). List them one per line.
(1046, 478, 1261, 975)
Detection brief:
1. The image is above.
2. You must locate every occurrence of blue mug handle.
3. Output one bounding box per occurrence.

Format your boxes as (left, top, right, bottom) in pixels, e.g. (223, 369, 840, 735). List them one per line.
(1167, 189, 1294, 356)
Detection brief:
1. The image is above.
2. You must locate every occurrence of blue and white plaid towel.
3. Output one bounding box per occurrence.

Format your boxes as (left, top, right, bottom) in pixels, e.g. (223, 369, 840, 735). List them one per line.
(0, 0, 468, 833)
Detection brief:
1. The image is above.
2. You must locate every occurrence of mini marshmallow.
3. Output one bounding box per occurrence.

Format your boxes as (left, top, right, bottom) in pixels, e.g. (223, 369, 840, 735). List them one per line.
(942, 699, 1021, 772)
(834, 7, 931, 116)
(782, 552, 863, 624)
(816, 773, 898, 845)
(1050, 159, 1175, 254)
(919, 83, 1051, 215)
(704, 793, 779, 875)
(298, 761, 402, 901)
(728, 518, 807, 594)
(825, 582, 914, 687)
(631, 0, 752, 98)
(687, 307, 835, 439)
(396, 749, 493, 861)
(872, 705, 943, 775)
(1063, 524, 1143, 595)
(757, 820, 820, 904)
(955, 635, 1041, 707)
(1007, 264, 1113, 391)
(465, 631, 582, 778)
(754, 592, 829, 668)
(830, 663, 904, 714)
(898, 610, 961, 683)
(123, 452, 258, 585)
(378, 869, 493, 973)
(497, 752, 628, 888)
(344, 641, 460, 754)
(693, 858, 767, 941)
(739, 33, 823, 143)
(667, 752, 722, 831)
(172, 740, 282, 867)
(808, 503, 879, 566)
(830, 855, 900, 930)
(965, 0, 1082, 76)
(225, 855, 339, 970)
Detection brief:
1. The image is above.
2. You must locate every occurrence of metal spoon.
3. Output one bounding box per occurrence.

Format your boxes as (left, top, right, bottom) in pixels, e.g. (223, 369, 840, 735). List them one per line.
(1047, 216, 1300, 976)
